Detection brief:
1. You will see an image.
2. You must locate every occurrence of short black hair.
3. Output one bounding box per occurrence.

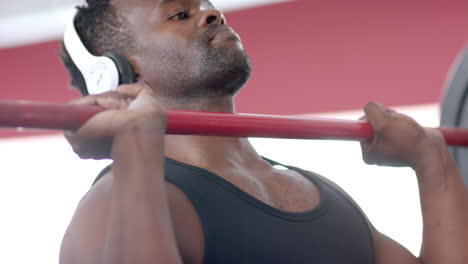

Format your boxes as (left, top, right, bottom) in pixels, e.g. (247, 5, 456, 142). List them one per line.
(60, 0, 134, 95)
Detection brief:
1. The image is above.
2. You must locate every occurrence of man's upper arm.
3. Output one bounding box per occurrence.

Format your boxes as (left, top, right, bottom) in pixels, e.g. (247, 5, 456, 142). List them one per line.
(315, 174, 420, 264)
(372, 229, 420, 264)
(59, 172, 113, 264)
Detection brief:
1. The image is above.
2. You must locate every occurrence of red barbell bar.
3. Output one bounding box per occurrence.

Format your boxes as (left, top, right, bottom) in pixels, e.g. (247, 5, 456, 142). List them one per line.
(0, 100, 468, 146)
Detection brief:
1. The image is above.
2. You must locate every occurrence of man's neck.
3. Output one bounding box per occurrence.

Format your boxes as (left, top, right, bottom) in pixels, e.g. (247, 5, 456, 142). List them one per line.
(161, 96, 264, 171)
(164, 135, 263, 171)
(158, 95, 235, 113)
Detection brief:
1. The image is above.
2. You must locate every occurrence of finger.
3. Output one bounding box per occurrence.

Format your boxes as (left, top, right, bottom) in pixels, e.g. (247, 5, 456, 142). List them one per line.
(69, 92, 129, 110)
(63, 130, 75, 138)
(361, 152, 376, 165)
(138, 83, 156, 98)
(360, 140, 373, 154)
(364, 102, 391, 130)
(116, 81, 153, 98)
(95, 96, 130, 110)
(68, 96, 98, 105)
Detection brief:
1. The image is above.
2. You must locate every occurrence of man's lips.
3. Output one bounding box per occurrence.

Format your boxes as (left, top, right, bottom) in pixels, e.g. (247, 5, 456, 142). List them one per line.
(209, 25, 240, 43)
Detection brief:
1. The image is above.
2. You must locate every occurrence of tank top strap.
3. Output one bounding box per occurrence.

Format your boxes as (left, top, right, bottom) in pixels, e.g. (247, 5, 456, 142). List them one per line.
(92, 163, 113, 187)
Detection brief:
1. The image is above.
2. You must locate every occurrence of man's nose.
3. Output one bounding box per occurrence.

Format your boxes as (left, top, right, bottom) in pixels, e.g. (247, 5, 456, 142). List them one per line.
(198, 9, 225, 27)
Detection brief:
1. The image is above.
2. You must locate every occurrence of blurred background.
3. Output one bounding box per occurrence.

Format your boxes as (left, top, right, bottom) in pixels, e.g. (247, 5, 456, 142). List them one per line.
(0, 0, 467, 263)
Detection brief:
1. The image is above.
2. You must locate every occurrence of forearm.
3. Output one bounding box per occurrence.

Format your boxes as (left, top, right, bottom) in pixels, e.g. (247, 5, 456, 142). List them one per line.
(102, 119, 182, 264)
(415, 143, 468, 264)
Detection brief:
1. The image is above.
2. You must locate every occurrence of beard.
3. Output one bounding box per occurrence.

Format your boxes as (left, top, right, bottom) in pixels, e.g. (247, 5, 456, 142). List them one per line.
(152, 26, 252, 100)
(194, 40, 252, 98)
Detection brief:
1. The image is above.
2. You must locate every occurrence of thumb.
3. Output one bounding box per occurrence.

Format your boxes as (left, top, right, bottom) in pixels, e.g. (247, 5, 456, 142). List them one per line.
(364, 102, 391, 130)
(137, 81, 156, 98)
(127, 82, 165, 117)
(116, 81, 154, 98)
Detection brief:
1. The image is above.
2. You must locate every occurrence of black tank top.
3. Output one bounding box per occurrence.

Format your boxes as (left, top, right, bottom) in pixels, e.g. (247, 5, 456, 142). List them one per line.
(94, 157, 374, 264)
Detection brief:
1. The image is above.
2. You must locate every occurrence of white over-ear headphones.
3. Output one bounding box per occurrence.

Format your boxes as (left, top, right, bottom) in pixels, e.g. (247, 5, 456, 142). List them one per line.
(63, 18, 136, 95)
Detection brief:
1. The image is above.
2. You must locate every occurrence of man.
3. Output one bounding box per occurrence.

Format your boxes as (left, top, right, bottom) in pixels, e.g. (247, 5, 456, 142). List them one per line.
(59, 0, 468, 263)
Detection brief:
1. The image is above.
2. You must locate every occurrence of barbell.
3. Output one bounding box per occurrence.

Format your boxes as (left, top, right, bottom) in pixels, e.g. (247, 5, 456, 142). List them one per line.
(0, 46, 467, 182)
(1, 99, 468, 145)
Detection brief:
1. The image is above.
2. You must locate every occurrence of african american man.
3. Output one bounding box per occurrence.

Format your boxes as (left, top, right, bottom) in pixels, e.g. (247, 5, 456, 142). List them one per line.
(59, 0, 468, 263)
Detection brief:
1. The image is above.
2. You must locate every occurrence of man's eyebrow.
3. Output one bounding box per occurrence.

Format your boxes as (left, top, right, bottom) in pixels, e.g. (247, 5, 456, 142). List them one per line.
(160, 0, 177, 7)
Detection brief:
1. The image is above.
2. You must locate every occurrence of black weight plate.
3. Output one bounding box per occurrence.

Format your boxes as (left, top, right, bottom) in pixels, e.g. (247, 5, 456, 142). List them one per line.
(440, 45, 468, 187)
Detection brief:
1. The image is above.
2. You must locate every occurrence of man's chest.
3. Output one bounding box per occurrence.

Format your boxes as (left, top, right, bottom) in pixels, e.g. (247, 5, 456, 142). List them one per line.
(165, 167, 322, 264)
(218, 167, 321, 213)
(164, 162, 372, 264)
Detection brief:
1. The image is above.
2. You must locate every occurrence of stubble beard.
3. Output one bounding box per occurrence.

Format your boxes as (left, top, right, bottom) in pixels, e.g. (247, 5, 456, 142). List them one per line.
(194, 41, 252, 99)
(154, 34, 252, 101)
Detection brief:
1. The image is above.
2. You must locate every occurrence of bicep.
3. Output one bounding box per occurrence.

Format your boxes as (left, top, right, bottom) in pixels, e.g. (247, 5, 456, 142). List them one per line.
(59, 173, 113, 264)
(372, 227, 420, 264)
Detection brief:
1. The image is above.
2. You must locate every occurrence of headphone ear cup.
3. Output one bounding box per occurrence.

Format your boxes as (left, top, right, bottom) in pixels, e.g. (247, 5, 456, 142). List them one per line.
(104, 52, 137, 85)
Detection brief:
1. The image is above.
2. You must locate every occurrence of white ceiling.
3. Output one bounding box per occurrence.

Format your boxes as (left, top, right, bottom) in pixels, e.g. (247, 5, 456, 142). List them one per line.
(0, 0, 291, 49)
(0, 0, 81, 17)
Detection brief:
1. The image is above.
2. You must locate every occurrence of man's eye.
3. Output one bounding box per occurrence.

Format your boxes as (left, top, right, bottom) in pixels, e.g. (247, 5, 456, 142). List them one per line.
(172, 11, 189, 20)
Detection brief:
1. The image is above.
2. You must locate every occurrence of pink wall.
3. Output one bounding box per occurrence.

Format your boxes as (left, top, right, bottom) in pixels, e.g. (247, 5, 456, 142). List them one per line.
(233, 0, 467, 114)
(0, 0, 467, 137)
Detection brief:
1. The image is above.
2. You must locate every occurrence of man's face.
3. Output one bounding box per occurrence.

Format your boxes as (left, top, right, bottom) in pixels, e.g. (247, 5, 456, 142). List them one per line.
(116, 0, 252, 100)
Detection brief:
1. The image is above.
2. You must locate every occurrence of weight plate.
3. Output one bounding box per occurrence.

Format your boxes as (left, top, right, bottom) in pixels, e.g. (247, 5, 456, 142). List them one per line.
(441, 45, 468, 187)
